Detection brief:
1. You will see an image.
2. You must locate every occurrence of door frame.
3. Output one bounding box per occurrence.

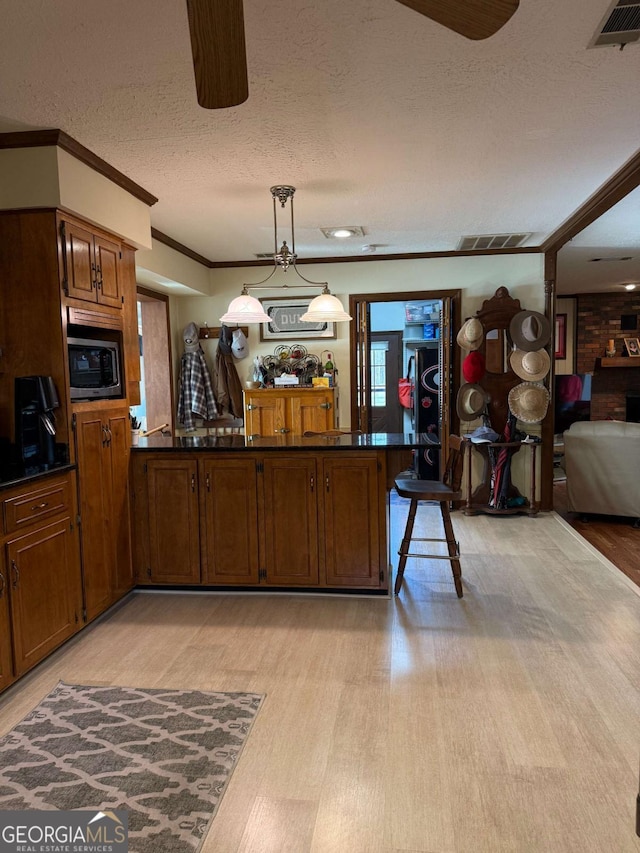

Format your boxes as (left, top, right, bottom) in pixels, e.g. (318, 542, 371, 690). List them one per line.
(349, 289, 462, 454)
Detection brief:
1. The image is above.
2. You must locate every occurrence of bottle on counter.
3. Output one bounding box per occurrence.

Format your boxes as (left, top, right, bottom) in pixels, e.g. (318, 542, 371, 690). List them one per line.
(323, 352, 335, 386)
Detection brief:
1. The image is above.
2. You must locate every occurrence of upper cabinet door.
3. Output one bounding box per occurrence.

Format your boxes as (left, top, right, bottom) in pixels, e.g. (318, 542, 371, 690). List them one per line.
(63, 222, 96, 302)
(61, 220, 122, 309)
(94, 235, 122, 308)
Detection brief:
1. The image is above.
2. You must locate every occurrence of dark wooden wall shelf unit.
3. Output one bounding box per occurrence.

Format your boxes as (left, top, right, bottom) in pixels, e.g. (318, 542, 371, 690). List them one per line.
(463, 287, 544, 517)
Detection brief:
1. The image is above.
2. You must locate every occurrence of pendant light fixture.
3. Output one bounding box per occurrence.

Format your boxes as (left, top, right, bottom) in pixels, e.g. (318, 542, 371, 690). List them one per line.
(220, 186, 352, 324)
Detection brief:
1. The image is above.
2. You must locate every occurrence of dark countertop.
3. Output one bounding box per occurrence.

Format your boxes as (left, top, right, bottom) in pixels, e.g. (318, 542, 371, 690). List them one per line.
(0, 463, 76, 493)
(131, 433, 441, 452)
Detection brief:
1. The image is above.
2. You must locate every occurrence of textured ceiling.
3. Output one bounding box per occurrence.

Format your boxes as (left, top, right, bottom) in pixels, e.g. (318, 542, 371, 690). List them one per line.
(1, 0, 639, 293)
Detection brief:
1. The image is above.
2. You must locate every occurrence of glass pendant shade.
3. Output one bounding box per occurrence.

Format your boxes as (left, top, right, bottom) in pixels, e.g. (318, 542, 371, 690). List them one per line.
(300, 292, 352, 322)
(220, 294, 270, 323)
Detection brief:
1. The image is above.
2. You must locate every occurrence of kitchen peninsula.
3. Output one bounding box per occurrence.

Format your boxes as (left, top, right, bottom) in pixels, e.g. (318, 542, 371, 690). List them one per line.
(130, 432, 427, 594)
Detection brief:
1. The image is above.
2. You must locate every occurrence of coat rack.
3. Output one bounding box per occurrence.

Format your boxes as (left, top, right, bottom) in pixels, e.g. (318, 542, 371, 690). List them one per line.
(198, 324, 249, 340)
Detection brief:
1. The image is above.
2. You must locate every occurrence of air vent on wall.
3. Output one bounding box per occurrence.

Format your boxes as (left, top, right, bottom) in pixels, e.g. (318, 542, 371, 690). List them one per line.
(588, 0, 640, 48)
(457, 233, 531, 251)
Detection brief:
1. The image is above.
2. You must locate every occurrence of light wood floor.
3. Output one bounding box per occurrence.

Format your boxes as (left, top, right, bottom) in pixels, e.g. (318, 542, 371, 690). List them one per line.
(1, 507, 639, 853)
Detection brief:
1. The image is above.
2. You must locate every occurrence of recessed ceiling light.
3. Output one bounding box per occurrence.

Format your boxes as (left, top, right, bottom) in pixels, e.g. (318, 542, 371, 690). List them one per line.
(320, 226, 365, 239)
(624, 283, 637, 290)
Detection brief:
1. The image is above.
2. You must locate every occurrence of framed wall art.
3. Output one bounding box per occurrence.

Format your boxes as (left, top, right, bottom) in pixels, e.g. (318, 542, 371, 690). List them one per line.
(259, 296, 336, 341)
(623, 337, 640, 357)
(554, 314, 567, 359)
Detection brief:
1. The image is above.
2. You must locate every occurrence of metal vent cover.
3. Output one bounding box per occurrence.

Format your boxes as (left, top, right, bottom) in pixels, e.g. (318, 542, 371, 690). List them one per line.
(457, 233, 531, 251)
(588, 0, 640, 48)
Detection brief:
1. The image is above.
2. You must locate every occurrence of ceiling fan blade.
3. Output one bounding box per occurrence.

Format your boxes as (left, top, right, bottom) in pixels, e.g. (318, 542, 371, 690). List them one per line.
(186, 0, 248, 109)
(395, 0, 519, 40)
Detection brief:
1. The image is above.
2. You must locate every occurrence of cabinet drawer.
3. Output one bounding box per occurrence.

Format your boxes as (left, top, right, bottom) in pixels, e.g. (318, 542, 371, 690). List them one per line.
(3, 478, 71, 534)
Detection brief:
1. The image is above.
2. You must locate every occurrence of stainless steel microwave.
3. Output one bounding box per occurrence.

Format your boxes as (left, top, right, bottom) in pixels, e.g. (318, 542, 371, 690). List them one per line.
(67, 336, 123, 400)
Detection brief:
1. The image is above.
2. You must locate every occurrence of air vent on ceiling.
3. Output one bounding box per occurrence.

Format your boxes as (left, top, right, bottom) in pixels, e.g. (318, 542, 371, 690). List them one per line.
(588, 0, 640, 48)
(457, 233, 531, 251)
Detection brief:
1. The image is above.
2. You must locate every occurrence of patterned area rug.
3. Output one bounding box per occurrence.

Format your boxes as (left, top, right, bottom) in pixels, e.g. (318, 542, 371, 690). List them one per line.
(0, 682, 264, 852)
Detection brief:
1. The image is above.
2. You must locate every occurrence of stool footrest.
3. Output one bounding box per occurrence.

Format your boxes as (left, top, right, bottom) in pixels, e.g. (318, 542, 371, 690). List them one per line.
(398, 549, 460, 561)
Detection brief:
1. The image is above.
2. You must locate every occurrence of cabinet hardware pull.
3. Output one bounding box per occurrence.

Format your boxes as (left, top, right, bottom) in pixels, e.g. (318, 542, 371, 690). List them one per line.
(102, 425, 109, 446)
(320, 402, 332, 409)
(191, 473, 196, 492)
(310, 475, 314, 492)
(31, 502, 49, 510)
(206, 473, 211, 492)
(246, 404, 255, 411)
(0, 571, 4, 597)
(326, 475, 330, 492)
(276, 428, 290, 434)
(11, 560, 19, 589)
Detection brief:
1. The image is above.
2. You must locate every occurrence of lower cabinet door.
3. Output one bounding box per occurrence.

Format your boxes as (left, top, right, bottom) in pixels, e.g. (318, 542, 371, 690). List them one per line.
(322, 455, 382, 587)
(262, 456, 319, 585)
(7, 518, 80, 676)
(0, 557, 14, 690)
(202, 457, 259, 584)
(75, 411, 113, 621)
(147, 458, 201, 583)
(289, 390, 334, 434)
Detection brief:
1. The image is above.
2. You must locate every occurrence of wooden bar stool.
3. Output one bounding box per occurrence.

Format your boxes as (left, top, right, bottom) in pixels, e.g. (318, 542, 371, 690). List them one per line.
(394, 435, 464, 597)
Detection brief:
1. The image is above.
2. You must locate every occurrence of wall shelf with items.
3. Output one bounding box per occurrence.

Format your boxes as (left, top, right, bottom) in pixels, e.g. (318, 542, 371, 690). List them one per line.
(596, 357, 640, 368)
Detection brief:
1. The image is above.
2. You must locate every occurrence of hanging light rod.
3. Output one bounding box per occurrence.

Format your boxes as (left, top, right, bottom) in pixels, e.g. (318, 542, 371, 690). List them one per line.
(220, 186, 352, 324)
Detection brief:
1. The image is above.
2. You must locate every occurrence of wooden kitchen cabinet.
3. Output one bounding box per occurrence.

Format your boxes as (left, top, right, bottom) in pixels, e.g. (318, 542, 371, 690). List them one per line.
(7, 518, 80, 676)
(0, 470, 83, 688)
(321, 455, 384, 587)
(201, 457, 259, 584)
(244, 388, 335, 437)
(0, 559, 13, 691)
(74, 405, 133, 620)
(261, 456, 319, 585)
(130, 448, 387, 592)
(61, 218, 123, 309)
(146, 457, 201, 584)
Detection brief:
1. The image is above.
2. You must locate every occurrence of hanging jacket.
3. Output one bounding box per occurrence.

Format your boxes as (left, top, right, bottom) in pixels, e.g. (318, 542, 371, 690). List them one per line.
(214, 325, 244, 418)
(177, 344, 219, 431)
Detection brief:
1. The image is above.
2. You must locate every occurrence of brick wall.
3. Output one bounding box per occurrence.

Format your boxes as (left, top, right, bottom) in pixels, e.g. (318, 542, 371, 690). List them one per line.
(576, 292, 640, 420)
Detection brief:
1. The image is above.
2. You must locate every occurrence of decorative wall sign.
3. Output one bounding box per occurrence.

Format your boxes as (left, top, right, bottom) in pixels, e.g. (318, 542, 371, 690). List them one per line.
(259, 297, 336, 341)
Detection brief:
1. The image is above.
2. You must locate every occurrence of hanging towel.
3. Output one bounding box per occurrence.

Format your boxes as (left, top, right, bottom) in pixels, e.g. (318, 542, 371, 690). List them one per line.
(177, 324, 219, 431)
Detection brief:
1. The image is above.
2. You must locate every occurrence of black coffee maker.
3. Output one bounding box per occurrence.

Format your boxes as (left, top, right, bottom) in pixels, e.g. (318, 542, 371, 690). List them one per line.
(15, 376, 60, 474)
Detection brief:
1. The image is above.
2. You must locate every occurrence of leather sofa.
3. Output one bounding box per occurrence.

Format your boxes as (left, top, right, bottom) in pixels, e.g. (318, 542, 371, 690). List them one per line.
(564, 420, 640, 521)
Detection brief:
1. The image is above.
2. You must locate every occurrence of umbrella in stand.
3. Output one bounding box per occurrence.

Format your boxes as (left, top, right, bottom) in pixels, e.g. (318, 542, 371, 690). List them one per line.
(497, 412, 517, 509)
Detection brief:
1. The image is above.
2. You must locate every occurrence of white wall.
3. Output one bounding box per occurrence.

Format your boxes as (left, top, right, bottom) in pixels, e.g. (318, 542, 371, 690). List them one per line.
(163, 252, 545, 426)
(0, 146, 152, 249)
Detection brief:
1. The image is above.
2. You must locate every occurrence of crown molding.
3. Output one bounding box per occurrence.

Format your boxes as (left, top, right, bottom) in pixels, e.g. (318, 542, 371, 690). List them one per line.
(0, 129, 158, 207)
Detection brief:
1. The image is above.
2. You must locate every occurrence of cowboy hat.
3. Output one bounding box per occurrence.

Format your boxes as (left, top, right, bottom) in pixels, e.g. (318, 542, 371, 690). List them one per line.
(462, 351, 486, 383)
(509, 310, 551, 351)
(508, 382, 550, 424)
(456, 317, 484, 351)
(456, 383, 489, 420)
(509, 347, 550, 382)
